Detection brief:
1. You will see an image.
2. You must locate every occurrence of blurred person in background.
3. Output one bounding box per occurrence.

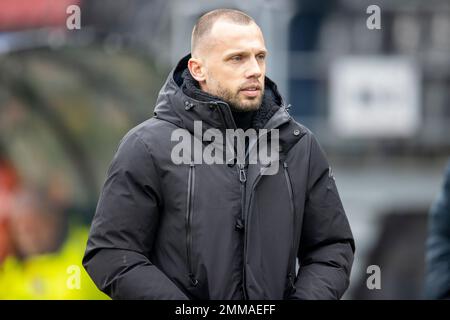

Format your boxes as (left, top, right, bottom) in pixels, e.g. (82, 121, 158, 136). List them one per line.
(9, 189, 64, 259)
(0, 148, 106, 299)
(0, 145, 64, 263)
(0, 148, 20, 264)
(0, 188, 107, 299)
(426, 160, 450, 299)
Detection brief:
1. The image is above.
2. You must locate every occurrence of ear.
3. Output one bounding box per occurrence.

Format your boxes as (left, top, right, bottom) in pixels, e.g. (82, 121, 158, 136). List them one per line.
(187, 57, 206, 83)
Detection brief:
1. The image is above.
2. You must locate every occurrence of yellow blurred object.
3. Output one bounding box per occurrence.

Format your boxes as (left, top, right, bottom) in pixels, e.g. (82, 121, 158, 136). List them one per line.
(0, 226, 109, 300)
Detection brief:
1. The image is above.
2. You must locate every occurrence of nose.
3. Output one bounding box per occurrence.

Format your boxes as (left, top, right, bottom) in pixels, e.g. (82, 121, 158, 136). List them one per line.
(245, 56, 262, 79)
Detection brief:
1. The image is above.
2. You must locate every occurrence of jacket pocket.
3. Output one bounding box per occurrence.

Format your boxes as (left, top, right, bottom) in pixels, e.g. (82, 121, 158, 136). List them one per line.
(186, 162, 198, 286)
(283, 162, 296, 297)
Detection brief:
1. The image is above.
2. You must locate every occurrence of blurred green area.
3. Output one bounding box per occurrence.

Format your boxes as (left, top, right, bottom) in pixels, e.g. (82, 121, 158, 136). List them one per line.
(0, 44, 169, 298)
(0, 226, 108, 299)
(0, 44, 168, 214)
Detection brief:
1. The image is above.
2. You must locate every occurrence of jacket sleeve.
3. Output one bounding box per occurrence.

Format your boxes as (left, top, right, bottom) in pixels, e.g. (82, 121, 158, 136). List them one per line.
(82, 131, 189, 300)
(425, 161, 450, 299)
(290, 134, 355, 300)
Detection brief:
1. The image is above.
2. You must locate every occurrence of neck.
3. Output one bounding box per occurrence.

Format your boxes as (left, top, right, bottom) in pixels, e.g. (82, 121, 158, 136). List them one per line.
(231, 109, 255, 130)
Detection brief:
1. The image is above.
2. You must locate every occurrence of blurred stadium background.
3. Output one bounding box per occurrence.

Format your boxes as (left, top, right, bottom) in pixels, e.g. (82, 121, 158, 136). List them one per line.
(0, 0, 449, 299)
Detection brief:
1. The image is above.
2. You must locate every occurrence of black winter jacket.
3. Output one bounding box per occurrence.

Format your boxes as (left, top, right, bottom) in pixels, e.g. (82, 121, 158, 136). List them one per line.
(83, 55, 355, 300)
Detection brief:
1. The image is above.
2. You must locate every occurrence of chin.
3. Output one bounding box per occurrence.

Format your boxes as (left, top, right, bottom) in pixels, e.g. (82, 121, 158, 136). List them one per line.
(236, 104, 260, 112)
(243, 99, 263, 111)
(229, 95, 263, 112)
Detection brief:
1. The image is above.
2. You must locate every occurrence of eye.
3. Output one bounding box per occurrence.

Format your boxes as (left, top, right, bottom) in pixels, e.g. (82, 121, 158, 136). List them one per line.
(230, 55, 242, 62)
(257, 54, 266, 61)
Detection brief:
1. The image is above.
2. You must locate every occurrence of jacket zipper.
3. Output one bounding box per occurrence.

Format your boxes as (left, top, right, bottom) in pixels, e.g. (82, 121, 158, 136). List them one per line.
(238, 163, 248, 299)
(239, 154, 281, 300)
(283, 162, 296, 293)
(186, 162, 198, 286)
(216, 101, 292, 299)
(215, 100, 250, 298)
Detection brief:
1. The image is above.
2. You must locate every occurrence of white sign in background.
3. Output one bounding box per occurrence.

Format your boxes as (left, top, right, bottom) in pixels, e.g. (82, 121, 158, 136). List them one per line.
(329, 57, 421, 138)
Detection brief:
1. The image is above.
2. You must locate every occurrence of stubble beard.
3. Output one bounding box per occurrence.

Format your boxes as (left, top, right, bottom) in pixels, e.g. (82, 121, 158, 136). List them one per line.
(213, 83, 264, 112)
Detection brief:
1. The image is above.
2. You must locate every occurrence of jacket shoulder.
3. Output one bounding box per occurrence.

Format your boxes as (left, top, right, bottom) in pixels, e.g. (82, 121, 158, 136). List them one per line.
(121, 117, 178, 150)
(280, 117, 317, 148)
(289, 118, 314, 139)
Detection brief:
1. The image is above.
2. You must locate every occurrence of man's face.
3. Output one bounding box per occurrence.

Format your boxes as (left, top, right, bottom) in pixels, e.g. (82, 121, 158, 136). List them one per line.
(193, 20, 267, 112)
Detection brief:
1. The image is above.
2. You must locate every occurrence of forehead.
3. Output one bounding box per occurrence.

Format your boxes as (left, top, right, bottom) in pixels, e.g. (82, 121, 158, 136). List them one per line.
(208, 20, 266, 52)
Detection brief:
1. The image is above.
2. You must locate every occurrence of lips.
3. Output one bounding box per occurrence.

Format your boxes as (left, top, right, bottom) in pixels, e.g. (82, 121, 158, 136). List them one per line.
(240, 84, 261, 97)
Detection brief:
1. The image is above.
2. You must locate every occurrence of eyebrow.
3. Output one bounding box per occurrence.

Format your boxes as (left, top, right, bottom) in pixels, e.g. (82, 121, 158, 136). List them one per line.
(223, 49, 267, 59)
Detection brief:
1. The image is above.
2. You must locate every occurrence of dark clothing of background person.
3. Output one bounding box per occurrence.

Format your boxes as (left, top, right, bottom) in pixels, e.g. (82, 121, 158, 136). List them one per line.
(426, 160, 450, 299)
(83, 54, 355, 300)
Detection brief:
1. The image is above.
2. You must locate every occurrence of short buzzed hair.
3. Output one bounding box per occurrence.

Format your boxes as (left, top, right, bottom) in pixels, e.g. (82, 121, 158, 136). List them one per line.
(191, 9, 255, 56)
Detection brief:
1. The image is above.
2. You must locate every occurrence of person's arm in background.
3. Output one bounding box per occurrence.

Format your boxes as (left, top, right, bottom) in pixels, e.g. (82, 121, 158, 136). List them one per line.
(290, 134, 355, 300)
(425, 161, 450, 299)
(82, 131, 189, 300)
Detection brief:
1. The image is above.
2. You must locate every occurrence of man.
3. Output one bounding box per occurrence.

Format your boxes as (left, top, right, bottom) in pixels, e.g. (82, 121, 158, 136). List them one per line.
(83, 9, 355, 300)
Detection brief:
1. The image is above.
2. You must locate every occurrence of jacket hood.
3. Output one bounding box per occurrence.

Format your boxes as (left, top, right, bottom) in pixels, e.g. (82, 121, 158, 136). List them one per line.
(154, 54, 289, 134)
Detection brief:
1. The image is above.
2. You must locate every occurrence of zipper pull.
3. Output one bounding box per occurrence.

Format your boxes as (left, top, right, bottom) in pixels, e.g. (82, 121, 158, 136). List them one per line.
(235, 217, 245, 231)
(189, 273, 198, 286)
(288, 273, 295, 289)
(239, 165, 247, 183)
